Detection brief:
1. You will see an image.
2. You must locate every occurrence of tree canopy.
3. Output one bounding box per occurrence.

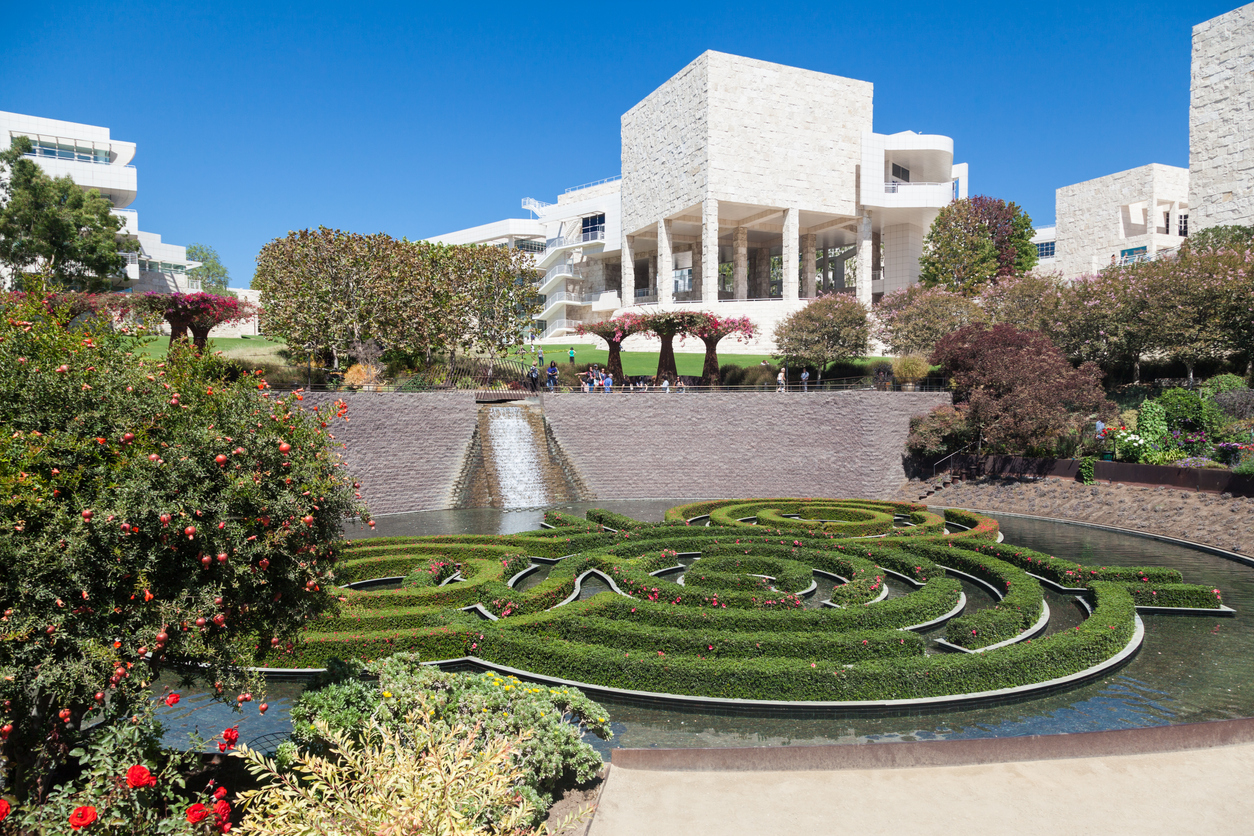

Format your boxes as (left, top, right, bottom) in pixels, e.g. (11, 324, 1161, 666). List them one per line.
(772, 293, 870, 376)
(575, 313, 646, 382)
(918, 196, 1037, 294)
(186, 242, 231, 294)
(124, 291, 258, 350)
(0, 136, 134, 291)
(873, 284, 986, 357)
(252, 228, 540, 368)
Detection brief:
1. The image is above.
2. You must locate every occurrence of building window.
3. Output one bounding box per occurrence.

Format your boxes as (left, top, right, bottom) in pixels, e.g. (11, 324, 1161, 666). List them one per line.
(515, 239, 544, 253)
(1178, 214, 1189, 237)
(673, 268, 692, 293)
(1036, 241, 1055, 259)
(891, 163, 910, 182)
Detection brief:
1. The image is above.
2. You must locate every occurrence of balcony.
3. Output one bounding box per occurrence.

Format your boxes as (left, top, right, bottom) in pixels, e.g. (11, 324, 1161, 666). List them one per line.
(865, 180, 956, 210)
(540, 318, 579, 339)
(545, 226, 606, 252)
(538, 260, 578, 295)
(539, 291, 589, 318)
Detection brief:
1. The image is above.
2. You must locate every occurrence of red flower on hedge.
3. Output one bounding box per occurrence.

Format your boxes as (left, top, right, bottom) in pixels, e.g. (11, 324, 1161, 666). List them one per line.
(125, 764, 157, 788)
(69, 805, 97, 829)
(214, 798, 232, 832)
(165, 692, 181, 707)
(0, 799, 10, 822)
(186, 803, 210, 823)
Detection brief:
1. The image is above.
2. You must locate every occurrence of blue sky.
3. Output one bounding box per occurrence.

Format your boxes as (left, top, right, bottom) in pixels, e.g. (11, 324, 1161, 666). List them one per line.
(1, 1, 1237, 287)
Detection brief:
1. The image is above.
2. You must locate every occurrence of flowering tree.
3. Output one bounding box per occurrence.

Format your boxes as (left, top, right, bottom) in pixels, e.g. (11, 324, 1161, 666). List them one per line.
(873, 284, 986, 357)
(684, 313, 755, 384)
(575, 313, 645, 382)
(931, 323, 1115, 455)
(127, 292, 258, 351)
(0, 290, 368, 803)
(977, 272, 1063, 336)
(636, 310, 708, 383)
(772, 294, 870, 378)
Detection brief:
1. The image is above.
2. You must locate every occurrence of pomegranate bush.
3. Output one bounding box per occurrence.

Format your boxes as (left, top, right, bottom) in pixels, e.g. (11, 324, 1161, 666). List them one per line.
(0, 291, 368, 801)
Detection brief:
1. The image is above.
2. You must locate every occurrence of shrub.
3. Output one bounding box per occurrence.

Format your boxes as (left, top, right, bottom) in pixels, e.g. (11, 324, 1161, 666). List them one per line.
(342, 363, 381, 386)
(906, 403, 973, 458)
(1153, 388, 1226, 437)
(0, 291, 366, 801)
(892, 354, 931, 384)
(234, 714, 567, 835)
(1204, 373, 1249, 396)
(1216, 389, 1254, 421)
(288, 656, 610, 817)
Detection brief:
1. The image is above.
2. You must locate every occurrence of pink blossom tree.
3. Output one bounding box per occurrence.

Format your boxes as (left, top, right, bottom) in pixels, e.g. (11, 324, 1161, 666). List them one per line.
(127, 292, 258, 351)
(683, 313, 755, 384)
(575, 312, 646, 382)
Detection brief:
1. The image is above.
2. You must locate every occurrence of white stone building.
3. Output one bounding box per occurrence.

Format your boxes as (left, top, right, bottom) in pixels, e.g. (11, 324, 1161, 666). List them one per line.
(1041, 164, 1190, 278)
(0, 111, 201, 294)
(1190, 3, 1254, 231)
(429, 52, 968, 351)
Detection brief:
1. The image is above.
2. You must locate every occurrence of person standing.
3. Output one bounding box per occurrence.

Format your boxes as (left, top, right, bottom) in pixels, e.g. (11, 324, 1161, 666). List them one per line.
(546, 361, 558, 392)
(776, 369, 786, 393)
(568, 347, 576, 365)
(527, 362, 540, 393)
(661, 377, 670, 394)
(800, 368, 810, 393)
(537, 347, 544, 367)
(603, 371, 613, 394)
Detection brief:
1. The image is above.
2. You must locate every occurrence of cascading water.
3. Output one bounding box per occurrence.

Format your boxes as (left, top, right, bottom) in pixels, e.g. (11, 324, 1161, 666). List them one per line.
(485, 406, 549, 508)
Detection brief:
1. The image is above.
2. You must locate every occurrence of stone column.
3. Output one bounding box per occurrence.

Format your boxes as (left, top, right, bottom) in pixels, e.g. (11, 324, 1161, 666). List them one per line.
(856, 209, 873, 307)
(621, 235, 634, 306)
(782, 208, 800, 301)
(1147, 179, 1159, 258)
(646, 253, 656, 301)
(801, 232, 817, 299)
(657, 218, 673, 306)
(702, 197, 719, 303)
(751, 248, 769, 298)
(691, 244, 702, 300)
(733, 226, 748, 300)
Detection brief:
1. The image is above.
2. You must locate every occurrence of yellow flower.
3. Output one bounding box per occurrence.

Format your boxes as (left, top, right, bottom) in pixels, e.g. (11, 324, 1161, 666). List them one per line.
(382, 691, 393, 698)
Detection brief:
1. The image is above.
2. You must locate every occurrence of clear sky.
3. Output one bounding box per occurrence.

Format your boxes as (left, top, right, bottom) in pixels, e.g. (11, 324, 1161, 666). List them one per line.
(1, 0, 1238, 288)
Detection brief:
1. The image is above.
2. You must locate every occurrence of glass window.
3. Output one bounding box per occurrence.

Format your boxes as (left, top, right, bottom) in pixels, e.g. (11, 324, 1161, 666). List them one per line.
(1036, 241, 1055, 259)
(673, 268, 692, 293)
(891, 163, 910, 182)
(1179, 214, 1189, 237)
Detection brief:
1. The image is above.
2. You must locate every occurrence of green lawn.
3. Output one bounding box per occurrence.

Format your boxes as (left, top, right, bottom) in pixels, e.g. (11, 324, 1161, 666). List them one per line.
(509, 346, 881, 378)
(130, 335, 287, 363)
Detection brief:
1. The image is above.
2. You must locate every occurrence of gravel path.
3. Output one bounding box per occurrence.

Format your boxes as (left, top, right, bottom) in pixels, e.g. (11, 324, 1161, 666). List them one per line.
(894, 476, 1254, 555)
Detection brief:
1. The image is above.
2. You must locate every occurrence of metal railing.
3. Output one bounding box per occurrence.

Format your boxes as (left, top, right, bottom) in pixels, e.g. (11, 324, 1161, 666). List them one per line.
(521, 196, 553, 213)
(541, 291, 588, 310)
(545, 227, 606, 252)
(564, 175, 621, 194)
(24, 151, 134, 169)
(1116, 246, 1179, 267)
(540, 318, 579, 339)
(884, 181, 952, 193)
(542, 261, 577, 284)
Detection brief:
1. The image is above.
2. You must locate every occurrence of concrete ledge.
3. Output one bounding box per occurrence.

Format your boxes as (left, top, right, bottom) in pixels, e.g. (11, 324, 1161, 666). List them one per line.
(609, 713, 1254, 772)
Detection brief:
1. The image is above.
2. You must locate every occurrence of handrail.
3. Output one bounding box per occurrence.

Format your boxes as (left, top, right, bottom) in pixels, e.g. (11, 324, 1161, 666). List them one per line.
(884, 181, 952, 193)
(544, 227, 605, 253)
(521, 196, 553, 213)
(541, 291, 587, 308)
(564, 175, 621, 194)
(24, 151, 134, 169)
(932, 441, 978, 479)
(540, 318, 578, 339)
(542, 261, 577, 283)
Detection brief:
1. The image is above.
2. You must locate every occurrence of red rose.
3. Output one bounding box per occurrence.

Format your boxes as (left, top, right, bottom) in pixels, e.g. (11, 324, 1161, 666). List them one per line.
(214, 787, 228, 800)
(164, 692, 180, 707)
(220, 727, 239, 750)
(68, 805, 97, 829)
(126, 764, 157, 788)
(0, 799, 10, 822)
(186, 803, 210, 824)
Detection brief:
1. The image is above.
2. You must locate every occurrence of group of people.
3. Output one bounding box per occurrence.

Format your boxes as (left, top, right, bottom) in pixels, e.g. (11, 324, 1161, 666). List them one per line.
(525, 361, 691, 395)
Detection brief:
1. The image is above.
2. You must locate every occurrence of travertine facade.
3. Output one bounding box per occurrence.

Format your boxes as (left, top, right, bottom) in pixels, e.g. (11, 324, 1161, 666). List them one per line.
(1190, 3, 1254, 231)
(1054, 164, 1189, 277)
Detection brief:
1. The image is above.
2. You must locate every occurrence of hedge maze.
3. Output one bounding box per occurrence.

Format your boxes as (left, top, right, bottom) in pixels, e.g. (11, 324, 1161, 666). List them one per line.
(274, 499, 1228, 703)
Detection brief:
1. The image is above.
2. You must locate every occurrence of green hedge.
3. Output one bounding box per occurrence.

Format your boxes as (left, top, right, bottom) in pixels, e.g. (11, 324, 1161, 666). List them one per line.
(277, 500, 1215, 702)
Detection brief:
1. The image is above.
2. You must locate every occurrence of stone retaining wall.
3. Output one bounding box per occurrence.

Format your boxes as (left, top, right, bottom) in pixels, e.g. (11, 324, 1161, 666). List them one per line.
(302, 391, 479, 515)
(543, 391, 948, 501)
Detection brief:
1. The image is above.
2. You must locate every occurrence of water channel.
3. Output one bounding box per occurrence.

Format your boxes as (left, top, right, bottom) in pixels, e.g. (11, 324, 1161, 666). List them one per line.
(156, 500, 1254, 756)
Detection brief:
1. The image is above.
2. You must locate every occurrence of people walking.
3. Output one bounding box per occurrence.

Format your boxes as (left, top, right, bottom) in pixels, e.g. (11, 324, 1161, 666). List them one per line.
(527, 362, 540, 393)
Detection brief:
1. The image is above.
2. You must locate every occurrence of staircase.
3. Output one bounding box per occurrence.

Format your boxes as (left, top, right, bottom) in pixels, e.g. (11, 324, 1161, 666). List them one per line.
(909, 471, 965, 502)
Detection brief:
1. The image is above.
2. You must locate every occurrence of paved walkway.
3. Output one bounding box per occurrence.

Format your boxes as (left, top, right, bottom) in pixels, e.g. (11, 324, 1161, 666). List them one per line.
(587, 741, 1254, 836)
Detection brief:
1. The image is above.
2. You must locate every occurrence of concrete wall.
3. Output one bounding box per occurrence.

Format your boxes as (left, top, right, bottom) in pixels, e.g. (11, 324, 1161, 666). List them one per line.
(302, 392, 480, 515)
(542, 391, 948, 501)
(1191, 3, 1254, 231)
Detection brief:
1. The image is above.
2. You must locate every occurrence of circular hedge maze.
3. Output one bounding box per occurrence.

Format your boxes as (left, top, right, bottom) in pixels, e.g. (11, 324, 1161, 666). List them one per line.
(274, 500, 1231, 706)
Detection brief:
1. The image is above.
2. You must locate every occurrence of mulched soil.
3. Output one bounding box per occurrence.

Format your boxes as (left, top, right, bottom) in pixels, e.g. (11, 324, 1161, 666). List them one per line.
(543, 768, 606, 836)
(895, 476, 1254, 555)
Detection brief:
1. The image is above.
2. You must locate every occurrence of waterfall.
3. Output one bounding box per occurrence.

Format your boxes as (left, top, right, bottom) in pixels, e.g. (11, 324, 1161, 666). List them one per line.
(484, 406, 549, 508)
